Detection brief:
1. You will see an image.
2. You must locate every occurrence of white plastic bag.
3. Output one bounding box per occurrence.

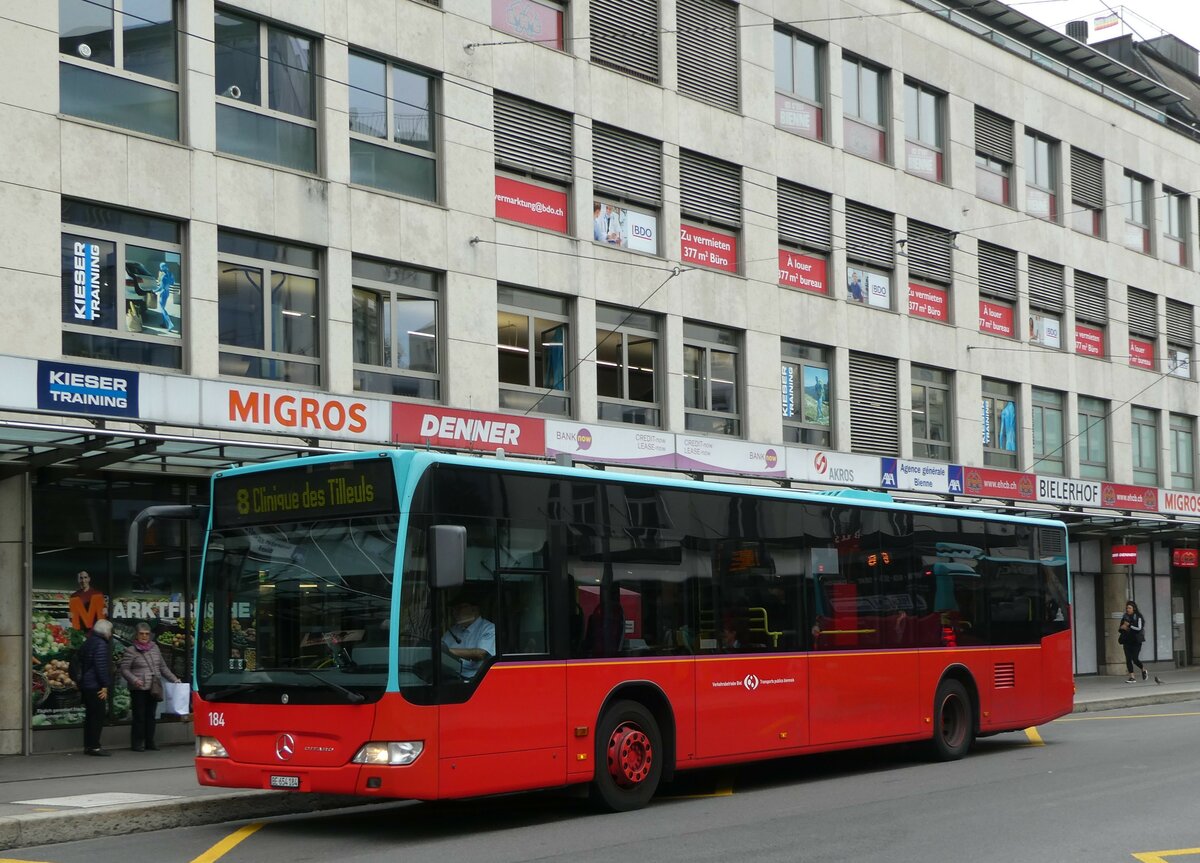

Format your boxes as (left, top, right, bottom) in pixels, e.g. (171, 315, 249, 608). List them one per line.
(161, 681, 192, 715)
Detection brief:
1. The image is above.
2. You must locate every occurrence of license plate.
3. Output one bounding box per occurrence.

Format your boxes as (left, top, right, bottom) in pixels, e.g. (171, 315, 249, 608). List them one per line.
(270, 775, 300, 789)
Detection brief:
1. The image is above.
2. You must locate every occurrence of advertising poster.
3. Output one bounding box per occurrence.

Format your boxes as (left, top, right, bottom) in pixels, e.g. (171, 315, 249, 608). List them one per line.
(982, 398, 1017, 452)
(908, 283, 948, 321)
(781, 365, 795, 418)
(1168, 348, 1191, 379)
(905, 142, 941, 182)
(804, 366, 831, 425)
(962, 467, 1036, 501)
(593, 202, 657, 255)
(680, 224, 738, 273)
(1075, 323, 1104, 357)
(37, 360, 140, 419)
(775, 93, 822, 140)
(545, 421, 676, 468)
(676, 436, 785, 477)
(491, 0, 563, 49)
(848, 268, 890, 308)
(1128, 337, 1155, 370)
(979, 299, 1014, 337)
(1028, 312, 1061, 348)
(777, 250, 827, 293)
(495, 175, 569, 233)
(1101, 482, 1158, 512)
(61, 235, 115, 327)
(125, 247, 182, 337)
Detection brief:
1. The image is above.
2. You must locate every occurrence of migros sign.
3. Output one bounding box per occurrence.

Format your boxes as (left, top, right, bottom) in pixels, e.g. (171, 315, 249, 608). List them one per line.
(207, 383, 385, 441)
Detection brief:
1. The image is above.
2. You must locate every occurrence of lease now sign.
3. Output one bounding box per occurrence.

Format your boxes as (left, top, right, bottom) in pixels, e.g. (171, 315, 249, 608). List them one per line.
(392, 404, 546, 456)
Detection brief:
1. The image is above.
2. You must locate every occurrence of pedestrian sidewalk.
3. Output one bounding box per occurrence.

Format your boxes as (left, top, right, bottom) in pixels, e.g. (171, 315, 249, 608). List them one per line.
(3, 666, 1200, 851)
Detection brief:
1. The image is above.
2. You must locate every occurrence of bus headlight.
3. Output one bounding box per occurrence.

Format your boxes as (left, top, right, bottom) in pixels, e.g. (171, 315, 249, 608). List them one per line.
(351, 741, 424, 765)
(196, 736, 229, 758)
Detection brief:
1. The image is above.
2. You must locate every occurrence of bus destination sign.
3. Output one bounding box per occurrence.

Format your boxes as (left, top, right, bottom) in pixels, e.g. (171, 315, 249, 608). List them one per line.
(213, 459, 397, 528)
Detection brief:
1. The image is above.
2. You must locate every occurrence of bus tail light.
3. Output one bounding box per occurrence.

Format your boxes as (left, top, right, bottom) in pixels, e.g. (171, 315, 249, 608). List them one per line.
(352, 741, 424, 765)
(197, 736, 229, 758)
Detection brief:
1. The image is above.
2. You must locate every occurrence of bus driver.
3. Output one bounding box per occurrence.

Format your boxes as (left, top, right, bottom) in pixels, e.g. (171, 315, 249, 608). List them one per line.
(442, 598, 496, 679)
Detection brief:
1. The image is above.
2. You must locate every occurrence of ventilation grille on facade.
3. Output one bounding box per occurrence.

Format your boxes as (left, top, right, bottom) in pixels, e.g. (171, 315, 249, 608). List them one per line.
(677, 0, 739, 110)
(978, 242, 1017, 301)
(846, 202, 895, 269)
(1127, 288, 1158, 338)
(1074, 271, 1108, 324)
(994, 662, 1016, 690)
(849, 352, 899, 455)
(778, 181, 832, 251)
(590, 0, 661, 83)
(494, 93, 573, 182)
(1028, 257, 1064, 313)
(1039, 527, 1066, 558)
(907, 220, 952, 284)
(1071, 147, 1104, 209)
(593, 125, 662, 206)
(975, 107, 1014, 162)
(1166, 299, 1194, 346)
(680, 150, 741, 227)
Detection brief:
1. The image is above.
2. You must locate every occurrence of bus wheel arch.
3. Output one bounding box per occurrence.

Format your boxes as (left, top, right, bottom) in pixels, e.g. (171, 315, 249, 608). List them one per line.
(930, 666, 977, 761)
(591, 684, 675, 811)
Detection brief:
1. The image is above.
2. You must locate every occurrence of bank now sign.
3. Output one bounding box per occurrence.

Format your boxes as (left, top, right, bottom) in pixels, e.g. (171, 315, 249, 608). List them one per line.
(392, 404, 545, 456)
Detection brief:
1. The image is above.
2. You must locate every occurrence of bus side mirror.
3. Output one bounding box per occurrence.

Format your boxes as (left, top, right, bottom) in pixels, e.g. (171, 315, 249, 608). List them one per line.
(128, 505, 207, 578)
(430, 525, 466, 589)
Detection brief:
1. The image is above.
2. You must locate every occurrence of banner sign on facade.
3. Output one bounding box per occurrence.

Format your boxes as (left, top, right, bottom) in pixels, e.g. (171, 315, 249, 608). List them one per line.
(1037, 476, 1101, 507)
(495, 175, 569, 233)
(1128, 337, 1155, 370)
(775, 93, 821, 140)
(1172, 548, 1198, 568)
(880, 458, 961, 494)
(1111, 544, 1138, 565)
(37, 360, 139, 419)
(961, 466, 1036, 500)
(545, 421, 675, 468)
(908, 283, 948, 322)
(789, 449, 880, 487)
(680, 224, 738, 273)
(676, 436, 784, 477)
(777, 250, 827, 293)
(393, 404, 545, 455)
(594, 202, 657, 254)
(1101, 482, 1158, 512)
(1075, 323, 1104, 357)
(979, 300, 1014, 337)
(1161, 489, 1200, 517)
(204, 383, 387, 442)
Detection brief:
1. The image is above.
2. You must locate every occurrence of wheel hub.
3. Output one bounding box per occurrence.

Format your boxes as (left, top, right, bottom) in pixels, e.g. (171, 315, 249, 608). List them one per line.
(607, 722, 653, 788)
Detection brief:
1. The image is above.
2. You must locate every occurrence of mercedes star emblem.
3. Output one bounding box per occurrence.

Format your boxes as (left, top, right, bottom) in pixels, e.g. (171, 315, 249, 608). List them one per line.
(276, 733, 296, 761)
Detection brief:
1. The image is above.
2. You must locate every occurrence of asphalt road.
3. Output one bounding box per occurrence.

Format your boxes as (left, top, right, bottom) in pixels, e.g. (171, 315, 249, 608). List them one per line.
(6, 701, 1199, 863)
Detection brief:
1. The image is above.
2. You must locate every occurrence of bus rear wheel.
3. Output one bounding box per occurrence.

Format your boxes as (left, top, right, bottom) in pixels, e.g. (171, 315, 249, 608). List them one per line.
(931, 679, 974, 761)
(591, 700, 662, 812)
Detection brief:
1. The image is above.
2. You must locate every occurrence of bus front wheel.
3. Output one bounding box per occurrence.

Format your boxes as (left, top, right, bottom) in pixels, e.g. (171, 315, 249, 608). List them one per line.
(931, 678, 974, 761)
(591, 700, 662, 812)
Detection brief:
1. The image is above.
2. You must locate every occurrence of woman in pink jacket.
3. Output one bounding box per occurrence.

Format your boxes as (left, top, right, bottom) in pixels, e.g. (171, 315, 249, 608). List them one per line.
(118, 622, 180, 751)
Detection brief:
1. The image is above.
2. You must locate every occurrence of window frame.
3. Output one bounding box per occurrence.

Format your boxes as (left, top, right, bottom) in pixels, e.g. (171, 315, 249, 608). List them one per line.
(496, 286, 573, 417)
(1077, 395, 1109, 480)
(1123, 171, 1152, 254)
(1170, 413, 1195, 491)
(595, 305, 661, 427)
(217, 232, 322, 386)
(1162, 188, 1188, 267)
(214, 10, 318, 173)
(351, 257, 441, 401)
(1031, 387, 1064, 476)
(347, 49, 439, 202)
(781, 341, 831, 446)
(910, 365, 952, 462)
(683, 322, 742, 437)
(773, 27, 823, 141)
(1131, 406, 1159, 487)
(1024, 131, 1058, 222)
(903, 79, 944, 183)
(842, 56, 887, 163)
(981, 379, 1019, 469)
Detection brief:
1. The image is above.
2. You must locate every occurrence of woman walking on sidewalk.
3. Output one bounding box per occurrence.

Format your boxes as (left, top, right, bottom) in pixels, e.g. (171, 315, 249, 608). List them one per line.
(1119, 601, 1147, 683)
(118, 623, 180, 750)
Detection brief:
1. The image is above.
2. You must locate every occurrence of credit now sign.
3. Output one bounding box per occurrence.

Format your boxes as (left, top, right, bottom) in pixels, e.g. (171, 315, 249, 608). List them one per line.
(392, 404, 545, 455)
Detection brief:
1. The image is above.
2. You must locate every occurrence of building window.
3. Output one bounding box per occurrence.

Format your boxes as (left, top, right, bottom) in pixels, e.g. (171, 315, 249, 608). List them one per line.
(1132, 406, 1159, 486)
(497, 286, 572, 416)
(904, 80, 943, 182)
(677, 0, 738, 110)
(974, 107, 1013, 206)
(1123, 171, 1152, 253)
(1127, 287, 1158, 372)
(596, 305, 659, 426)
(1073, 270, 1107, 359)
(1161, 188, 1187, 266)
(849, 352, 898, 456)
(842, 57, 886, 163)
(1078, 396, 1109, 480)
(590, 0, 657, 79)
(1027, 257, 1064, 350)
(680, 151, 741, 273)
(496, 0, 565, 51)
(845, 202, 894, 309)
(351, 258, 439, 400)
(593, 125, 662, 254)
(781, 341, 831, 446)
(217, 232, 321, 386)
(981, 379, 1018, 469)
(60, 200, 183, 369)
(1171, 413, 1195, 490)
(774, 28, 822, 140)
(58, 0, 178, 139)
(905, 220, 952, 323)
(683, 322, 740, 437)
(1032, 388, 1064, 476)
(1070, 148, 1104, 237)
(1024, 131, 1057, 222)
(214, 11, 317, 173)
(494, 94, 572, 234)
(348, 52, 436, 201)
(977, 242, 1017, 338)
(777, 181, 831, 292)
(1166, 299, 1193, 380)
(911, 365, 951, 461)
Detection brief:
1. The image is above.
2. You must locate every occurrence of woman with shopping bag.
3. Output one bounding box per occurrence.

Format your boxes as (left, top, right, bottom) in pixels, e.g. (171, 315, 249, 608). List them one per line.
(118, 622, 180, 751)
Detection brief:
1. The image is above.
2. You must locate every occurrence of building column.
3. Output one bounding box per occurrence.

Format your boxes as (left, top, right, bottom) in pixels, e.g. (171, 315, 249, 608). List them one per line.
(1100, 538, 1132, 676)
(0, 474, 29, 754)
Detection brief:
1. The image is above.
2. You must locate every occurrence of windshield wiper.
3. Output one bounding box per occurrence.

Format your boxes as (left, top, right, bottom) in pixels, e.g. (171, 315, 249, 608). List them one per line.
(203, 682, 275, 702)
(295, 670, 366, 703)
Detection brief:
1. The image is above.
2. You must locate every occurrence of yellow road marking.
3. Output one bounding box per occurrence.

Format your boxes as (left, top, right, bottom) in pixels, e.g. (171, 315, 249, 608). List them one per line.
(1058, 711, 1200, 722)
(0, 858, 56, 863)
(1024, 727, 1044, 745)
(1132, 848, 1200, 862)
(188, 823, 265, 863)
(667, 787, 735, 799)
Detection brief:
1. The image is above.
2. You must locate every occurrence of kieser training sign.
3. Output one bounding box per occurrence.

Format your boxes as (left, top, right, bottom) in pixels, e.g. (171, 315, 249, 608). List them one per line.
(37, 360, 139, 419)
(392, 404, 545, 455)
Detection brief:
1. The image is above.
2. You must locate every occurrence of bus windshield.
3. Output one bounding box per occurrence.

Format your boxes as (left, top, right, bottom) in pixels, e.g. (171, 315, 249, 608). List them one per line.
(197, 515, 399, 701)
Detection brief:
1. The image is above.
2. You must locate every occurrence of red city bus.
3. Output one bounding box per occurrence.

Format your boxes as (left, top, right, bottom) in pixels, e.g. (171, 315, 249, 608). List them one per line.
(130, 450, 1072, 811)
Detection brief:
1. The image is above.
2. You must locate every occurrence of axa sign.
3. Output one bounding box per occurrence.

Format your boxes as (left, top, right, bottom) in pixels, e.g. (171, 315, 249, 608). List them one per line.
(392, 404, 546, 456)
